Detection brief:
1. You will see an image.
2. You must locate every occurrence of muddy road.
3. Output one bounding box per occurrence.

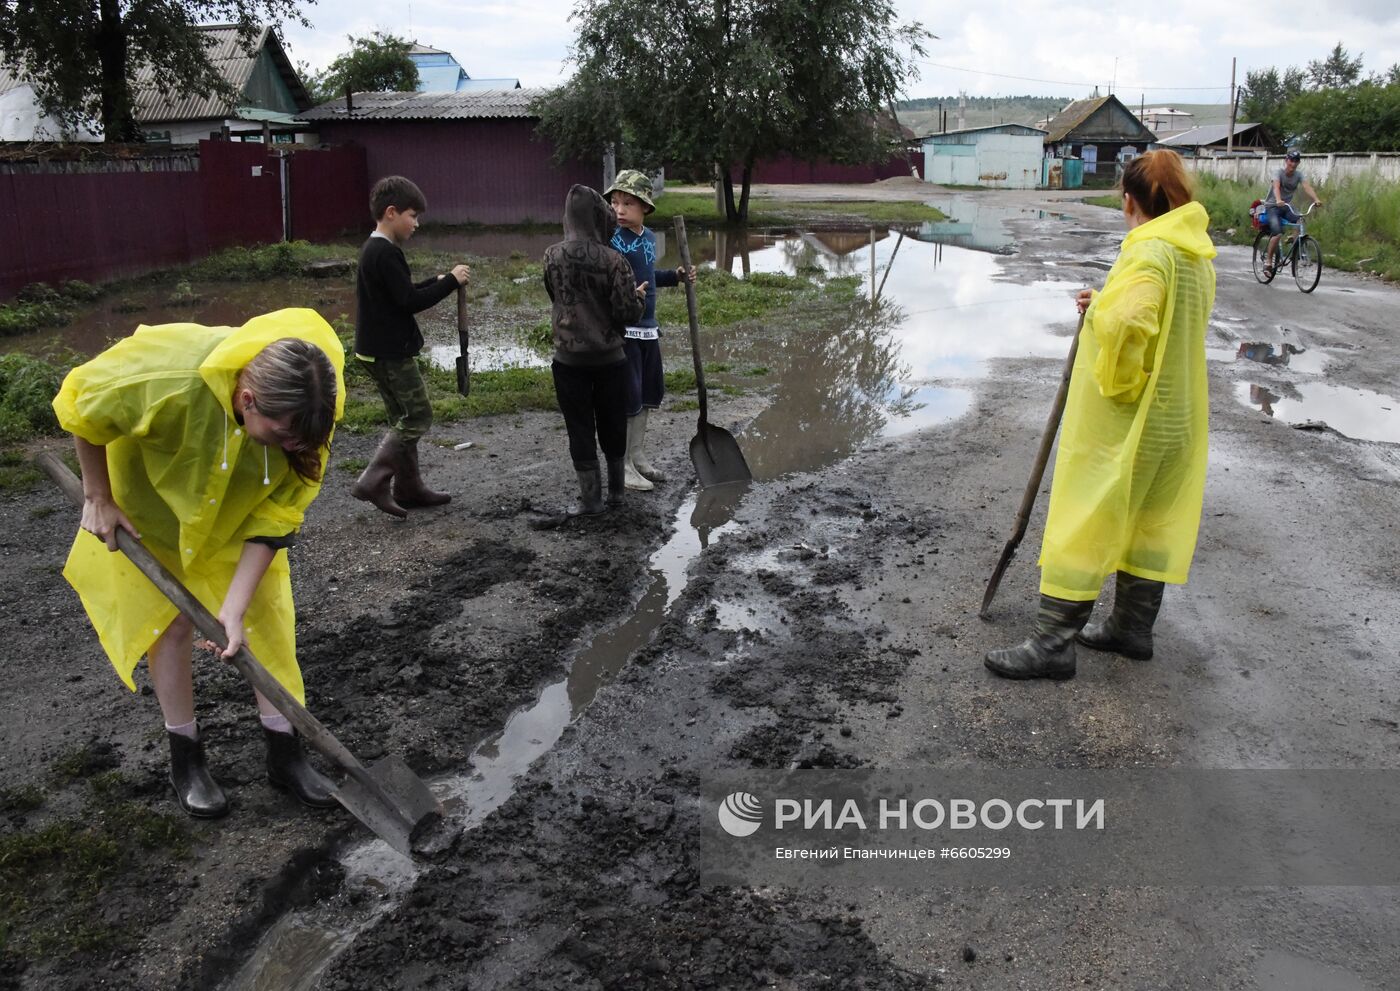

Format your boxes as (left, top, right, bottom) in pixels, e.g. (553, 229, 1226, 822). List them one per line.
(3, 187, 1399, 990)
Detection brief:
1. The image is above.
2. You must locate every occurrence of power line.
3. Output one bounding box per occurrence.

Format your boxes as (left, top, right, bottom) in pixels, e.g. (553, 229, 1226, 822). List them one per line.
(913, 58, 1229, 92)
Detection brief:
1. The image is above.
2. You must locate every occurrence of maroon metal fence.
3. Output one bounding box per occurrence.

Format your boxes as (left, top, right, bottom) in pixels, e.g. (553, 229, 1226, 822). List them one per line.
(0, 141, 368, 299)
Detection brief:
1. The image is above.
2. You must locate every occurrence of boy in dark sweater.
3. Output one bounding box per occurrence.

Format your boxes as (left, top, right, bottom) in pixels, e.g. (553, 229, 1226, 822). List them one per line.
(541, 184, 646, 516)
(351, 175, 470, 518)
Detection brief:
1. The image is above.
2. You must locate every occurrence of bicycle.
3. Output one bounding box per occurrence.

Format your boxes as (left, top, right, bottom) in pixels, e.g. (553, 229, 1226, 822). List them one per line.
(1252, 201, 1322, 293)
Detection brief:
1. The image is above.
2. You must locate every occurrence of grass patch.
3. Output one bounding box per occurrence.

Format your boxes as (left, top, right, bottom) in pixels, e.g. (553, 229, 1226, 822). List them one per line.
(649, 192, 946, 226)
(669, 398, 700, 412)
(1085, 194, 1121, 210)
(0, 784, 44, 814)
(0, 352, 68, 443)
(337, 456, 369, 473)
(0, 281, 102, 338)
(182, 240, 357, 283)
(340, 364, 560, 433)
(665, 369, 697, 393)
(1195, 172, 1400, 281)
(744, 366, 770, 376)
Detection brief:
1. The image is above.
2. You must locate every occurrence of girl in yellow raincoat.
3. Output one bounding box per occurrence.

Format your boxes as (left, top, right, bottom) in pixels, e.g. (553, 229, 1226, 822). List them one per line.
(986, 150, 1217, 680)
(54, 309, 345, 817)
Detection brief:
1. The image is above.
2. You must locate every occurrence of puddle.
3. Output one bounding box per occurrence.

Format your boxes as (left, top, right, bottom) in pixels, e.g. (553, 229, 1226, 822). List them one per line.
(227, 488, 744, 990)
(1235, 341, 1327, 375)
(425, 342, 547, 372)
(1253, 949, 1374, 991)
(1235, 381, 1400, 443)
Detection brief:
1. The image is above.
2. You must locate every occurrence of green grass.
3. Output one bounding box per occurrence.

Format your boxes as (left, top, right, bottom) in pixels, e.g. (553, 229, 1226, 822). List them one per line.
(649, 192, 946, 226)
(1085, 194, 1121, 210)
(337, 456, 369, 473)
(0, 281, 102, 338)
(0, 784, 44, 814)
(1195, 172, 1400, 281)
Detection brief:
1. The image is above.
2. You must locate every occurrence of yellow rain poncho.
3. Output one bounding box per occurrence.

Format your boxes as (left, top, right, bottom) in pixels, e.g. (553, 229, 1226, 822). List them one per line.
(1039, 202, 1217, 601)
(52, 309, 346, 702)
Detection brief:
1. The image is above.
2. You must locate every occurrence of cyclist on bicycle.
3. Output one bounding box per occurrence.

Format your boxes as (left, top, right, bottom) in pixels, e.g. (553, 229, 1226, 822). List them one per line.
(1263, 149, 1322, 279)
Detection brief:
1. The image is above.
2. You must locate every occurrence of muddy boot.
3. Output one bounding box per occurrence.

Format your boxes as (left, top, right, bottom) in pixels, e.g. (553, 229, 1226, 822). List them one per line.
(984, 595, 1094, 681)
(1076, 571, 1165, 660)
(168, 731, 229, 819)
(631, 409, 667, 483)
(567, 462, 607, 518)
(351, 433, 408, 519)
(606, 457, 626, 509)
(392, 439, 451, 509)
(265, 728, 337, 809)
(624, 415, 654, 491)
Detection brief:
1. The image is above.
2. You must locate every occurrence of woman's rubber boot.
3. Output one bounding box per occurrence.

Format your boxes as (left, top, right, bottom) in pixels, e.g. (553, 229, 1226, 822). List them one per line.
(624, 416, 654, 491)
(606, 457, 627, 509)
(566, 462, 607, 518)
(631, 409, 667, 483)
(392, 439, 451, 508)
(168, 731, 229, 819)
(984, 595, 1094, 680)
(351, 433, 408, 519)
(265, 728, 337, 809)
(1076, 571, 1165, 660)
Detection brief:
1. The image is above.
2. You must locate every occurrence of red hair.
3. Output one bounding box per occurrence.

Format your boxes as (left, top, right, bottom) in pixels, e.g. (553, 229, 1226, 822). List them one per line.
(1120, 150, 1194, 219)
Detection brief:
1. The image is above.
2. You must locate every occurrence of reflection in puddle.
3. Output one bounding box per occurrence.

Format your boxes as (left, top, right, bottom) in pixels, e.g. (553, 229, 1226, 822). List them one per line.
(1236, 381, 1400, 443)
(424, 342, 547, 372)
(1235, 341, 1327, 375)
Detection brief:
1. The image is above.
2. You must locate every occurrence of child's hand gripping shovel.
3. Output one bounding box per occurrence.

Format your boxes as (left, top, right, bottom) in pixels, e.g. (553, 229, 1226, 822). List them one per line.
(673, 215, 752, 488)
(38, 452, 447, 859)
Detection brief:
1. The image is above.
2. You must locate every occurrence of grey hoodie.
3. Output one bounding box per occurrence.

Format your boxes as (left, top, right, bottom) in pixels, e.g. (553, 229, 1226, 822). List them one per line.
(542, 185, 645, 367)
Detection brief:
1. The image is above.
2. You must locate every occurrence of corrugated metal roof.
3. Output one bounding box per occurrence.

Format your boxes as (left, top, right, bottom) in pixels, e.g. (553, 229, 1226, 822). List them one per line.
(920, 123, 1047, 141)
(299, 87, 546, 122)
(1156, 123, 1262, 147)
(132, 24, 311, 123)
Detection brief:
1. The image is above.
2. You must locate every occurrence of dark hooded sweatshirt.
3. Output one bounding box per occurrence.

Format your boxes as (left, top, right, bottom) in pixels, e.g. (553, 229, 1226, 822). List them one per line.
(543, 185, 645, 367)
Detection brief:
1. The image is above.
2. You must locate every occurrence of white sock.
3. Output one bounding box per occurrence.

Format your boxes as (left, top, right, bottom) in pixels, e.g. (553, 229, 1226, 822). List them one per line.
(260, 713, 293, 735)
(166, 719, 198, 740)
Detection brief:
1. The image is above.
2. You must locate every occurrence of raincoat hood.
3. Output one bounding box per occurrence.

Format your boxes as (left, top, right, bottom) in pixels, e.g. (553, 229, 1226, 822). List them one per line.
(1122, 201, 1217, 260)
(199, 308, 347, 421)
(561, 184, 616, 244)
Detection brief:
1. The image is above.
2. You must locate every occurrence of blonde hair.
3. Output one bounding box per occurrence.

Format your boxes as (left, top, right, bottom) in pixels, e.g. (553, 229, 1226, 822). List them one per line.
(237, 338, 337, 482)
(1121, 149, 1194, 219)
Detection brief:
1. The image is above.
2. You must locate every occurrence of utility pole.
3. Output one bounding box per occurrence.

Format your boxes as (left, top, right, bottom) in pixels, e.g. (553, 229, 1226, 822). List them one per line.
(1227, 57, 1237, 155)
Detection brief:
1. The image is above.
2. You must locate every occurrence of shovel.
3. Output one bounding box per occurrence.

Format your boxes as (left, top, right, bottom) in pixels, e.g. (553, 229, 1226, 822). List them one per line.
(38, 452, 445, 858)
(978, 312, 1084, 620)
(673, 215, 752, 488)
(455, 285, 470, 397)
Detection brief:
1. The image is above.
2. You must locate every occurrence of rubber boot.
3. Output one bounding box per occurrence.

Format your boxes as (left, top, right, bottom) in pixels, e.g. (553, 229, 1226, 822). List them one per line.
(606, 457, 626, 509)
(392, 439, 451, 508)
(168, 730, 230, 819)
(624, 415, 654, 491)
(984, 595, 1095, 681)
(265, 728, 338, 809)
(631, 409, 667, 483)
(1076, 571, 1165, 660)
(351, 433, 408, 519)
(567, 462, 607, 518)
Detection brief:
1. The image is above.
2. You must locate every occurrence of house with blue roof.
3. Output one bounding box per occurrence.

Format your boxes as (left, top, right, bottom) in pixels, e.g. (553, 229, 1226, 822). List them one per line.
(407, 43, 520, 93)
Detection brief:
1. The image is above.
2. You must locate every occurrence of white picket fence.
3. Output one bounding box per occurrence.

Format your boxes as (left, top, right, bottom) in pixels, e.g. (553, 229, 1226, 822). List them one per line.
(1185, 152, 1400, 185)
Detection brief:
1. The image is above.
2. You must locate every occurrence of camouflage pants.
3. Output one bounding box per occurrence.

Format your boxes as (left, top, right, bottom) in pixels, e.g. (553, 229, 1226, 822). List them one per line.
(359, 355, 433, 442)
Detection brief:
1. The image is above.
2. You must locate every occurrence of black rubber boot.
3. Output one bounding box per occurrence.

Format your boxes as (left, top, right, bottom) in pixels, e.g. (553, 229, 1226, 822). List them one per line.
(984, 595, 1095, 680)
(351, 433, 408, 519)
(1076, 571, 1165, 660)
(606, 457, 626, 509)
(392, 439, 451, 508)
(168, 731, 230, 819)
(265, 729, 337, 810)
(566, 462, 607, 518)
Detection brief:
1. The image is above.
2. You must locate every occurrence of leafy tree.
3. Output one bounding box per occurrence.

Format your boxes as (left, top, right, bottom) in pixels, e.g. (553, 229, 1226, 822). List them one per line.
(535, 0, 929, 223)
(0, 1, 311, 142)
(1306, 42, 1363, 90)
(306, 31, 418, 104)
(1279, 82, 1400, 153)
(1241, 65, 1305, 130)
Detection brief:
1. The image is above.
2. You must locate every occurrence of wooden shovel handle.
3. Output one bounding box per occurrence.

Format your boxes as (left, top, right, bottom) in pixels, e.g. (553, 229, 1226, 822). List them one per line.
(673, 216, 711, 432)
(37, 452, 368, 778)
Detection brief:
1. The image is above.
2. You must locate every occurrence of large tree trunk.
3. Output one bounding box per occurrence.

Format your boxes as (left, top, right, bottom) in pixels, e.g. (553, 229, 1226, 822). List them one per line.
(95, 0, 139, 142)
(719, 165, 739, 223)
(736, 156, 755, 225)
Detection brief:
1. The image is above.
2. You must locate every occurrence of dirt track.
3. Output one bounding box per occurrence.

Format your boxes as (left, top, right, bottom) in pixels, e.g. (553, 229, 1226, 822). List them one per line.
(3, 185, 1399, 990)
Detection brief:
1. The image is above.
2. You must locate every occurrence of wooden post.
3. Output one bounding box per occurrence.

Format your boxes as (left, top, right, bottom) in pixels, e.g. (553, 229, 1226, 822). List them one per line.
(1227, 57, 1237, 155)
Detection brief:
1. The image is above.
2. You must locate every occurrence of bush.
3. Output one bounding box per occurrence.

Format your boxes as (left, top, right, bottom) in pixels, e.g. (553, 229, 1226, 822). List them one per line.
(0, 353, 67, 442)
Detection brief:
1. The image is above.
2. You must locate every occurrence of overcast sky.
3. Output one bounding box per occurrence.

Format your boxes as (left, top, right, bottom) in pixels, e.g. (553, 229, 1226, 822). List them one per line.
(280, 0, 1400, 107)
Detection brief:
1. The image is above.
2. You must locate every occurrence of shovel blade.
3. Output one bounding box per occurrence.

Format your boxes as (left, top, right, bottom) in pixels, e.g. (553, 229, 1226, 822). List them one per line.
(455, 356, 471, 397)
(334, 755, 443, 858)
(689, 423, 752, 488)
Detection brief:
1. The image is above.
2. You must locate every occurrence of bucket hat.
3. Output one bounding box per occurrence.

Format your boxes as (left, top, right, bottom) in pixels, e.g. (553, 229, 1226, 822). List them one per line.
(604, 169, 656, 213)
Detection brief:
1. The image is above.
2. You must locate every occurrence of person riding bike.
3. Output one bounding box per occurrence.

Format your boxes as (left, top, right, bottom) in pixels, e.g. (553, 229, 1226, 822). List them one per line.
(1263, 150, 1322, 279)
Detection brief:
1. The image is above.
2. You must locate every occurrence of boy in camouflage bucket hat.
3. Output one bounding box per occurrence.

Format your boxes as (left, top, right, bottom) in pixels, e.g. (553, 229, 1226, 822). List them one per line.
(603, 169, 695, 491)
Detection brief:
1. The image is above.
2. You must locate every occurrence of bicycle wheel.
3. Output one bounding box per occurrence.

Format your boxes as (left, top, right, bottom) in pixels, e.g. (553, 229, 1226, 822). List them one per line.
(1252, 231, 1276, 284)
(1293, 235, 1322, 293)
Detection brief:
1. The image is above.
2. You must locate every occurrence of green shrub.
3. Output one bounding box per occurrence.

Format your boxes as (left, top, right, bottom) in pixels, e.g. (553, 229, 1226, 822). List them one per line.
(0, 353, 66, 442)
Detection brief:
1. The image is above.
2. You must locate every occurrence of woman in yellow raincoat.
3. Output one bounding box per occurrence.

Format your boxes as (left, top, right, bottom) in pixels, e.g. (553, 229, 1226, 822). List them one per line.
(986, 150, 1217, 680)
(54, 308, 345, 816)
